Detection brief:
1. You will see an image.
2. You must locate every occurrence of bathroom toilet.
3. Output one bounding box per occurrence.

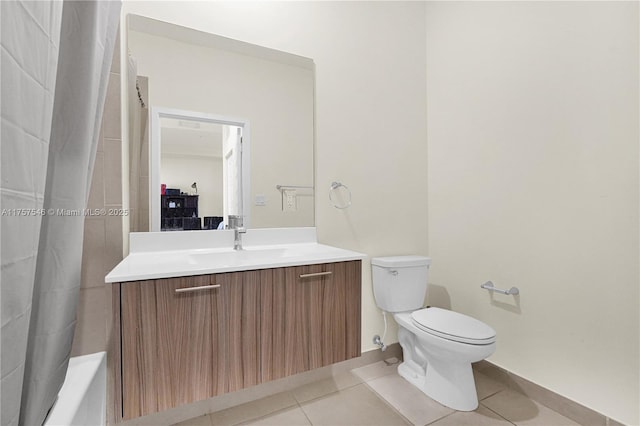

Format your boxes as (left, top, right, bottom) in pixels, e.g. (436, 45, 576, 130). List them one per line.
(371, 256, 496, 411)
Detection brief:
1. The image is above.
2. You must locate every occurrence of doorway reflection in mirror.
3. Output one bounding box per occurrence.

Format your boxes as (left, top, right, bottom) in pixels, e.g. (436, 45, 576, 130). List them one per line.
(159, 117, 242, 231)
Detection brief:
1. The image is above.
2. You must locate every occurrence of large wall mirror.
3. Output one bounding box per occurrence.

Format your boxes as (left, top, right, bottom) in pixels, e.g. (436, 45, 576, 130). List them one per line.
(126, 15, 315, 232)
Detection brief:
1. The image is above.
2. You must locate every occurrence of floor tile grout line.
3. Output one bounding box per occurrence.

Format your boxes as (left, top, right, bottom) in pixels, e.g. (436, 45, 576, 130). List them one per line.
(222, 391, 298, 426)
(495, 389, 583, 425)
(474, 372, 589, 425)
(293, 387, 341, 406)
(291, 374, 366, 407)
(479, 397, 518, 426)
(295, 398, 315, 426)
(479, 388, 505, 402)
(241, 403, 304, 426)
(361, 380, 416, 425)
(424, 411, 456, 425)
(296, 381, 410, 426)
(481, 385, 584, 425)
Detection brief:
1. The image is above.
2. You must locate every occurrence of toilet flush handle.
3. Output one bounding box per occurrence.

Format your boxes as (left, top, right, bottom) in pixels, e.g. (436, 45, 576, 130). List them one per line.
(389, 270, 398, 276)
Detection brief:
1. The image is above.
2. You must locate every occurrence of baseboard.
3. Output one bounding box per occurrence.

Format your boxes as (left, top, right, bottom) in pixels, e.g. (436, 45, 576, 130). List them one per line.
(473, 360, 627, 426)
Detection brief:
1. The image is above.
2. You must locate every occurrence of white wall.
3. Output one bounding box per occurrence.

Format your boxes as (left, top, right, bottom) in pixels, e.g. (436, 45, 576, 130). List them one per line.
(426, 2, 639, 425)
(122, 1, 429, 353)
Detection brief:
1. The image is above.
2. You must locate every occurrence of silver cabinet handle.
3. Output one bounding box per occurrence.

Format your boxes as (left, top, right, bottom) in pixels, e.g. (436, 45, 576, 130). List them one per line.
(299, 271, 332, 279)
(175, 284, 221, 293)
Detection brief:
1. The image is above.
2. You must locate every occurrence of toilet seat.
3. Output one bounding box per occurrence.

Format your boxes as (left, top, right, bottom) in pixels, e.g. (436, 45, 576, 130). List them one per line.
(411, 307, 496, 345)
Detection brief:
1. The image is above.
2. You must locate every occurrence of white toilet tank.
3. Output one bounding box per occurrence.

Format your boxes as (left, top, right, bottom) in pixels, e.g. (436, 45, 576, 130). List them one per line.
(371, 256, 431, 313)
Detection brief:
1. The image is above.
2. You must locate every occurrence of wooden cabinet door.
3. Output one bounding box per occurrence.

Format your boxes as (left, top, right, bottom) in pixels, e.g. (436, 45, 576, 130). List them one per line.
(120, 271, 262, 419)
(260, 261, 362, 378)
(121, 274, 225, 419)
(302, 261, 361, 367)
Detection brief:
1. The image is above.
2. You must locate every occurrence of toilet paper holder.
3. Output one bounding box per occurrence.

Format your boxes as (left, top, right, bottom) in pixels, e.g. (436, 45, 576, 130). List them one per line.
(481, 281, 519, 296)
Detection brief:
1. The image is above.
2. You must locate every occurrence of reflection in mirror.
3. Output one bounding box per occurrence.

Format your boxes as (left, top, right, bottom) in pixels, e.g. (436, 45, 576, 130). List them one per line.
(160, 118, 233, 231)
(126, 15, 315, 232)
(150, 108, 249, 232)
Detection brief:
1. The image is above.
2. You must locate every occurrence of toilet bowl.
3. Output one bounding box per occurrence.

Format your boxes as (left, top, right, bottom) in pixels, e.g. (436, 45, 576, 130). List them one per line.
(394, 308, 496, 411)
(371, 256, 496, 411)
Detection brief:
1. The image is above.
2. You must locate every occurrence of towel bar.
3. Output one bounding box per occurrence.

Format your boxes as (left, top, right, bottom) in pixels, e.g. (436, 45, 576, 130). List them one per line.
(276, 185, 313, 191)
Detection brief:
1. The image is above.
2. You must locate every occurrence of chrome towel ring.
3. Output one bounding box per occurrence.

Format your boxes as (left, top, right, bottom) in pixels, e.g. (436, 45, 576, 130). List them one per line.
(329, 181, 352, 209)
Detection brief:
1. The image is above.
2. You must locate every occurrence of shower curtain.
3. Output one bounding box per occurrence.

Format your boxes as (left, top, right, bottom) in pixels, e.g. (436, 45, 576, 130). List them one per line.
(0, 1, 121, 425)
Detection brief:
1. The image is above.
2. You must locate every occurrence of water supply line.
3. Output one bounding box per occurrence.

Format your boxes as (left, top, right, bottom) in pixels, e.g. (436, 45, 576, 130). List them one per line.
(373, 310, 388, 352)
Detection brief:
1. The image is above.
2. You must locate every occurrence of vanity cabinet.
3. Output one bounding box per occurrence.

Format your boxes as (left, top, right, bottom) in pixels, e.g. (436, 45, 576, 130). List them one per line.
(112, 260, 361, 421)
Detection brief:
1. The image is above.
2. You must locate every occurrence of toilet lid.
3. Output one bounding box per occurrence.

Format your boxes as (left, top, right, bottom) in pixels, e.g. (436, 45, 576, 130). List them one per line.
(411, 307, 496, 345)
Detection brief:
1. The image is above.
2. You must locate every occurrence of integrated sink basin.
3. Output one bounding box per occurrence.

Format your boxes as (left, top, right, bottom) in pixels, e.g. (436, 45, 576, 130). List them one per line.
(186, 244, 349, 268)
(188, 247, 288, 267)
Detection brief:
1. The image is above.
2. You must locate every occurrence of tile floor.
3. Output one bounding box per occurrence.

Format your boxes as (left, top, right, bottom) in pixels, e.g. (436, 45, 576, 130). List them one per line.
(173, 359, 581, 426)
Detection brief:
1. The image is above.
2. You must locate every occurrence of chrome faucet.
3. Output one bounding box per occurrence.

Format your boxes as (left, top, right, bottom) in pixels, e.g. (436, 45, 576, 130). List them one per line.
(228, 215, 246, 250)
(234, 226, 246, 250)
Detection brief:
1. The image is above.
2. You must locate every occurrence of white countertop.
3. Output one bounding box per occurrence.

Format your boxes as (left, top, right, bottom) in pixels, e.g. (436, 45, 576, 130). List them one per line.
(105, 228, 365, 283)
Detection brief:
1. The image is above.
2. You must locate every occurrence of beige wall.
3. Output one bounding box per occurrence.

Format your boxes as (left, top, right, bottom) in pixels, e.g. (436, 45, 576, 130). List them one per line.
(72, 32, 123, 356)
(161, 154, 223, 218)
(121, 0, 429, 354)
(425, 2, 639, 425)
